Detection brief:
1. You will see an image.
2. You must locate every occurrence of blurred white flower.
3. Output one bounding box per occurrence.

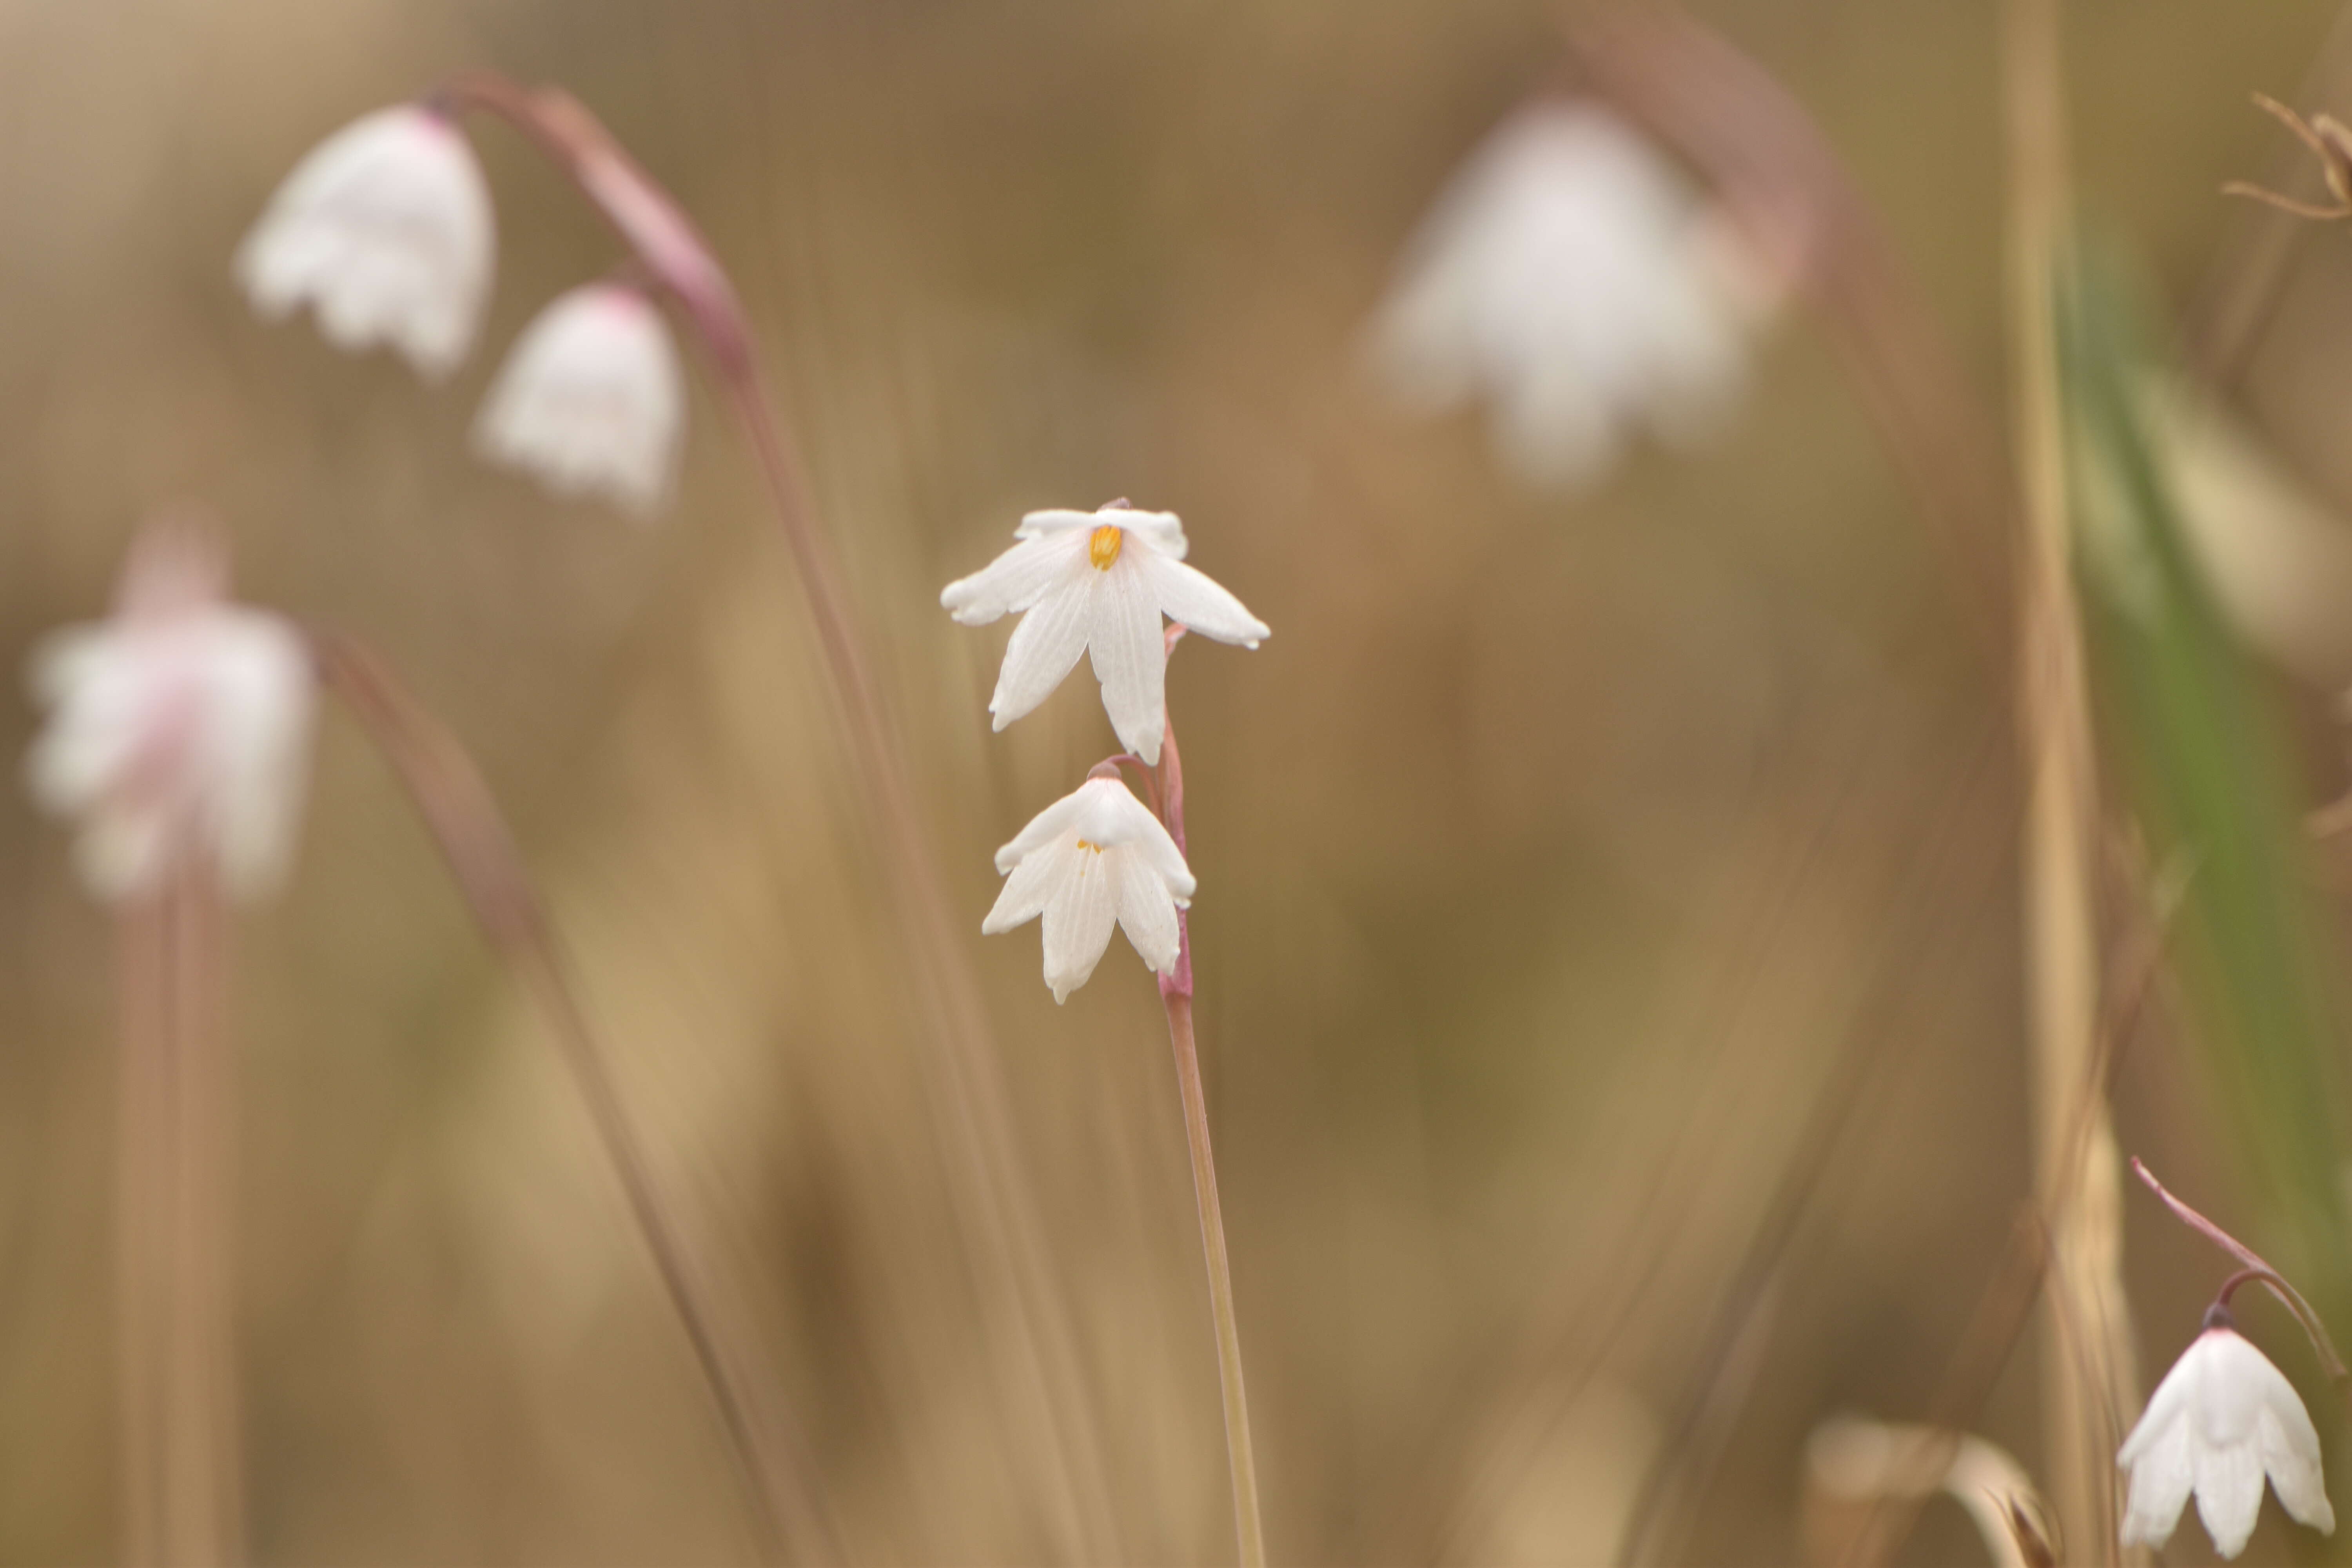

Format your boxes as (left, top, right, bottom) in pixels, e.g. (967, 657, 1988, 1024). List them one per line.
(1371, 100, 1770, 490)
(983, 776, 1195, 1003)
(941, 504, 1269, 765)
(474, 283, 685, 518)
(2119, 1323, 2335, 1558)
(25, 528, 315, 902)
(236, 105, 496, 381)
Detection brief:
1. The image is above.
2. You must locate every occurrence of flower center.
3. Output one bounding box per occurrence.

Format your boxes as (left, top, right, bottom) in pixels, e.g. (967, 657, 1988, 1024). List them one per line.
(1075, 839, 1105, 853)
(1088, 524, 1124, 570)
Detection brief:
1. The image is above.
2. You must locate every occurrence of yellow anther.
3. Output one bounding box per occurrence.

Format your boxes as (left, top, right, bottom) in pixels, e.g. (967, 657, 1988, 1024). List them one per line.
(1075, 839, 1104, 853)
(1088, 524, 1124, 570)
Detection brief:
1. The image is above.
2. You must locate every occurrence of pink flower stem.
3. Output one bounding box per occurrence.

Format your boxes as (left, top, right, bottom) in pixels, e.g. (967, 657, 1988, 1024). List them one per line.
(2131, 1157, 2350, 1392)
(117, 859, 241, 1568)
(1152, 637, 1267, 1568)
(428, 72, 1120, 1559)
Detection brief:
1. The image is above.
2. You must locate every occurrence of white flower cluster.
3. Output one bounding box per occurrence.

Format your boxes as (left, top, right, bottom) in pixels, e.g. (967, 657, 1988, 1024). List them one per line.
(1370, 100, 1772, 492)
(944, 503, 1268, 1002)
(25, 528, 315, 903)
(2119, 1319, 2335, 1559)
(237, 106, 686, 518)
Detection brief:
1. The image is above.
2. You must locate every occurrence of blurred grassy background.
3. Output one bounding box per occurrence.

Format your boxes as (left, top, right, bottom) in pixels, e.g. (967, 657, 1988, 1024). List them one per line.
(2, 0, 2352, 1562)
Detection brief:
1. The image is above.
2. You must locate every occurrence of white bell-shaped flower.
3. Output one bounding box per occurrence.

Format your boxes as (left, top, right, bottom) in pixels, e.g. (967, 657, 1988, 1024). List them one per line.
(236, 105, 496, 381)
(2119, 1321, 2336, 1558)
(473, 282, 686, 518)
(983, 776, 1196, 1004)
(1371, 100, 1771, 491)
(25, 528, 316, 902)
(941, 504, 1269, 765)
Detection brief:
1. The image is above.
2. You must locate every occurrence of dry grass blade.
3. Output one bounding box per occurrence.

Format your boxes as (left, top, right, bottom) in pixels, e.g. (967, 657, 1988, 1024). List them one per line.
(306, 625, 835, 1566)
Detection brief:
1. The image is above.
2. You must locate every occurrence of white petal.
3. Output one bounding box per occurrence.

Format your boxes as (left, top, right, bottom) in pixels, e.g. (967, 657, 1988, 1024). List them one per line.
(984, 835, 1078, 934)
(941, 532, 1085, 626)
(1145, 555, 1268, 648)
(2121, 1415, 2196, 1549)
(1117, 510, 1188, 560)
(988, 577, 1096, 730)
(1074, 780, 1193, 904)
(2122, 1338, 2205, 1467)
(1109, 846, 1181, 975)
(2259, 1403, 2336, 1536)
(2195, 1431, 2267, 1558)
(1038, 845, 1118, 1004)
(993, 788, 1090, 875)
(1014, 509, 1102, 539)
(1087, 556, 1167, 764)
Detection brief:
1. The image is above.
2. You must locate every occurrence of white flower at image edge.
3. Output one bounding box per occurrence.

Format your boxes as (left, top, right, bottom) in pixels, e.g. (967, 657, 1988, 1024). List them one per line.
(474, 282, 686, 518)
(2118, 1324, 2336, 1559)
(984, 776, 1196, 1004)
(236, 105, 496, 380)
(940, 505, 1269, 765)
(1371, 99, 1772, 491)
(25, 546, 315, 903)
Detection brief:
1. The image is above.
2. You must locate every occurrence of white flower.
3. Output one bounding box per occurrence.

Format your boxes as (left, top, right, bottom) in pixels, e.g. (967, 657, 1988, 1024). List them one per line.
(25, 529, 315, 902)
(1370, 100, 1771, 490)
(2119, 1324, 2336, 1558)
(236, 105, 496, 381)
(983, 776, 1195, 1004)
(940, 505, 1269, 765)
(474, 283, 686, 517)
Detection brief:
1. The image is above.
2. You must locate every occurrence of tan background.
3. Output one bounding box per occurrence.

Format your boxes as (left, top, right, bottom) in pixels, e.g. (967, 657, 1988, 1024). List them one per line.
(0, 0, 2348, 1561)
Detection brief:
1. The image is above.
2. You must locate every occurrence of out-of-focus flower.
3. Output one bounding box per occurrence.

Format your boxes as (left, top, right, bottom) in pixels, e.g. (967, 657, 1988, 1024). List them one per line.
(236, 105, 496, 381)
(941, 504, 1269, 765)
(1370, 100, 1771, 490)
(2118, 1321, 2335, 1558)
(1806, 1417, 2052, 1568)
(474, 283, 685, 517)
(983, 775, 1195, 1003)
(25, 527, 315, 902)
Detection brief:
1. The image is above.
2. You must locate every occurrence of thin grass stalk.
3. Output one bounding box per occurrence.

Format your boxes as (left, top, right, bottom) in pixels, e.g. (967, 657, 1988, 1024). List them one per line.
(1150, 695, 1267, 1568)
(307, 627, 833, 1566)
(429, 75, 1120, 1556)
(1999, 0, 2138, 1559)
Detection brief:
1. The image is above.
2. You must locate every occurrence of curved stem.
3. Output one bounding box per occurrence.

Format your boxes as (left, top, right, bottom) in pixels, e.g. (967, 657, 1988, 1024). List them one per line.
(307, 626, 832, 1566)
(2133, 1158, 2350, 1392)
(427, 72, 1121, 1559)
(1152, 699, 1267, 1567)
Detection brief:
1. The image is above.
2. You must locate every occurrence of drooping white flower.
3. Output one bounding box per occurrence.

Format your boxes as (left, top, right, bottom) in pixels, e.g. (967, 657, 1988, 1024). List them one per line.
(1370, 100, 1773, 490)
(474, 282, 685, 518)
(236, 105, 496, 381)
(25, 527, 316, 902)
(983, 776, 1195, 1004)
(940, 504, 1269, 765)
(2118, 1323, 2335, 1558)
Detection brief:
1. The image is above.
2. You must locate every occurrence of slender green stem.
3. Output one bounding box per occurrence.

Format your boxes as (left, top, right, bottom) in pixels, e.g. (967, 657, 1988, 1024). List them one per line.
(1161, 991, 1266, 1568)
